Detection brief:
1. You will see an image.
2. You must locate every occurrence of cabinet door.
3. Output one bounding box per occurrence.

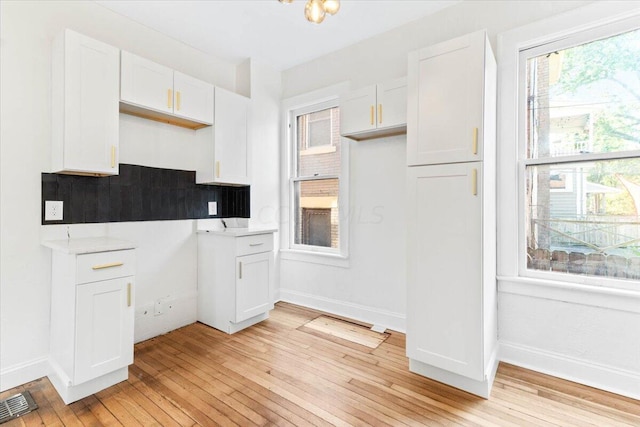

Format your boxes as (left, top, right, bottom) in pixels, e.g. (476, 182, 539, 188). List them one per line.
(74, 277, 134, 385)
(235, 252, 272, 323)
(407, 31, 486, 166)
(120, 51, 173, 114)
(173, 71, 214, 125)
(340, 85, 377, 136)
(406, 163, 484, 381)
(376, 78, 407, 131)
(53, 30, 120, 175)
(214, 87, 250, 185)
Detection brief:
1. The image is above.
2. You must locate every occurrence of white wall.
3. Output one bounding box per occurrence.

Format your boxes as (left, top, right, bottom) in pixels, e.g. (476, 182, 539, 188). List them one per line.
(279, 0, 593, 332)
(0, 0, 280, 391)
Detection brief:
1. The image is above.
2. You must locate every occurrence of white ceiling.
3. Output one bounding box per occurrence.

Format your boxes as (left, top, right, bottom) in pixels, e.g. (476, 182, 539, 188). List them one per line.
(96, 0, 460, 71)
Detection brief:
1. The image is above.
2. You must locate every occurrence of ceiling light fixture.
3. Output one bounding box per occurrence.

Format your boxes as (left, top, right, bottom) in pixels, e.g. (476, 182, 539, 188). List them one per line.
(279, 0, 341, 24)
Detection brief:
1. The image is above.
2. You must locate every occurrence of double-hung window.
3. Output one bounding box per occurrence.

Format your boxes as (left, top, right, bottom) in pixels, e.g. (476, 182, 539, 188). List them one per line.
(289, 100, 345, 254)
(521, 24, 640, 282)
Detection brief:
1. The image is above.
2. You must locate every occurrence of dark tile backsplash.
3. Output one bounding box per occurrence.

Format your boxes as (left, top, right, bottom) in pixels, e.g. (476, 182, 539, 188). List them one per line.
(41, 164, 249, 225)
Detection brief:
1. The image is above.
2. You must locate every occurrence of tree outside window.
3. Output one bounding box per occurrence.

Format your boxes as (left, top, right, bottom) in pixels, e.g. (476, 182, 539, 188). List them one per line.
(525, 28, 640, 279)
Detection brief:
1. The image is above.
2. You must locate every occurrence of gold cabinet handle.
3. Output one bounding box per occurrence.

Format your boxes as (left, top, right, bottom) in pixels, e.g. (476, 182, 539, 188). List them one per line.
(176, 91, 181, 111)
(370, 105, 374, 125)
(473, 127, 478, 155)
(216, 161, 221, 178)
(92, 261, 124, 270)
(127, 282, 132, 307)
(472, 168, 478, 196)
(378, 104, 382, 124)
(111, 146, 116, 168)
(239, 262, 243, 279)
(167, 88, 172, 109)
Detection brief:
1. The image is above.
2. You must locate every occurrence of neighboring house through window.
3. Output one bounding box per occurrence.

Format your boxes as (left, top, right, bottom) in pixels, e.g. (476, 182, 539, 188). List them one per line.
(521, 24, 640, 281)
(289, 101, 344, 254)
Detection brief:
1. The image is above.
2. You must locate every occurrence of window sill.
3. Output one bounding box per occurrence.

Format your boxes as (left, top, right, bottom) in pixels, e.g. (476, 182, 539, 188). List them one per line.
(497, 275, 640, 314)
(300, 145, 336, 156)
(280, 249, 350, 268)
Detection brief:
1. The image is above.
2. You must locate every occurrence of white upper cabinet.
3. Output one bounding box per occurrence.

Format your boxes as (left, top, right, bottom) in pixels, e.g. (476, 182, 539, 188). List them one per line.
(407, 31, 489, 165)
(120, 51, 173, 114)
(196, 87, 250, 185)
(340, 77, 407, 141)
(120, 51, 214, 128)
(51, 29, 120, 176)
(173, 71, 214, 124)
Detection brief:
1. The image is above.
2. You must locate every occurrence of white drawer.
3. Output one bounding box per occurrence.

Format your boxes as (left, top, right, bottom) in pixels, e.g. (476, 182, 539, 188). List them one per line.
(76, 250, 135, 284)
(235, 233, 273, 256)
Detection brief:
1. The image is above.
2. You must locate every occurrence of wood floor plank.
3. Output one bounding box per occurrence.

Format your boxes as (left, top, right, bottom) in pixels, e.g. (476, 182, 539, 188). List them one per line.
(82, 394, 123, 427)
(3, 302, 638, 427)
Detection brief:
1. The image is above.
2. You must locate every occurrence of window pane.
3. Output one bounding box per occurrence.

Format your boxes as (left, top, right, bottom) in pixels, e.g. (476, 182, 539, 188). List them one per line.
(297, 107, 341, 177)
(526, 158, 640, 279)
(294, 179, 339, 249)
(308, 110, 331, 148)
(526, 29, 640, 159)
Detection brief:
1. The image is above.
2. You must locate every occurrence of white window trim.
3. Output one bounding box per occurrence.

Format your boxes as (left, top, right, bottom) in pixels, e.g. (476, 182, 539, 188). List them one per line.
(280, 83, 351, 265)
(497, 2, 640, 293)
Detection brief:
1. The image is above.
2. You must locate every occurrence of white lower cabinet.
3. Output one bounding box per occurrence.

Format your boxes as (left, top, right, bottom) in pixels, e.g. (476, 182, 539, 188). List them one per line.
(406, 162, 497, 398)
(235, 252, 272, 323)
(198, 230, 275, 333)
(75, 277, 134, 385)
(44, 238, 136, 404)
(407, 163, 483, 379)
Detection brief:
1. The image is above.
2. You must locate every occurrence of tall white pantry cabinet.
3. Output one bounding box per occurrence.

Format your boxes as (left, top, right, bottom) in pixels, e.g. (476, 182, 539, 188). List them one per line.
(406, 30, 498, 398)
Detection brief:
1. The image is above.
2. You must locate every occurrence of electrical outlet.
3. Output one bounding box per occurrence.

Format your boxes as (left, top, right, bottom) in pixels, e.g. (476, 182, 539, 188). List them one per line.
(208, 201, 217, 216)
(45, 201, 64, 221)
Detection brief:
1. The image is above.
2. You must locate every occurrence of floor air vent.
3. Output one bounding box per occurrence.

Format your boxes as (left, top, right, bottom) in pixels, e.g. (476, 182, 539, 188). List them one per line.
(0, 391, 38, 424)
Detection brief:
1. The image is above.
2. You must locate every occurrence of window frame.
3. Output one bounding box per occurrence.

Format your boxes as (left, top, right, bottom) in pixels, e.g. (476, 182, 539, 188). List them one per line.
(515, 14, 640, 291)
(286, 97, 349, 258)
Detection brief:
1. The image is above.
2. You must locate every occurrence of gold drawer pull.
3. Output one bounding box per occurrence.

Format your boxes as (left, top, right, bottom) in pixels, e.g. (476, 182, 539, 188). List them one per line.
(167, 88, 172, 109)
(111, 146, 116, 168)
(216, 161, 221, 178)
(473, 127, 478, 155)
(127, 283, 132, 307)
(472, 168, 478, 196)
(370, 105, 374, 125)
(92, 261, 124, 270)
(176, 91, 181, 111)
(249, 243, 264, 247)
(378, 104, 382, 124)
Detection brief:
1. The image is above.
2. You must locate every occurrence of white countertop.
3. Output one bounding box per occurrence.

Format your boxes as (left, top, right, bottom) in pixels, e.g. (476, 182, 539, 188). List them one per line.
(42, 237, 136, 254)
(197, 227, 277, 237)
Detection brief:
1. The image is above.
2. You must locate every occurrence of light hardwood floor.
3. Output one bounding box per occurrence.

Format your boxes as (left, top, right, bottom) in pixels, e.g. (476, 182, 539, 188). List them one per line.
(2, 302, 639, 426)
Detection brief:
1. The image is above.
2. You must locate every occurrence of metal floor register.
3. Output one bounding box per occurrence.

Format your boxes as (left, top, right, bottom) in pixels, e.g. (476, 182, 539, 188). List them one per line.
(0, 391, 38, 424)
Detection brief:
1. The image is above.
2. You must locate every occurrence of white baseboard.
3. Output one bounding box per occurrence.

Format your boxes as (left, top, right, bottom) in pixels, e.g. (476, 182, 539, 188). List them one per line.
(500, 341, 640, 400)
(409, 358, 494, 399)
(0, 356, 49, 392)
(278, 288, 406, 332)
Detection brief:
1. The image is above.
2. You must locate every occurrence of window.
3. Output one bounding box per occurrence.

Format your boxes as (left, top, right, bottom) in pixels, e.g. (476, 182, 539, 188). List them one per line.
(522, 27, 640, 281)
(290, 101, 344, 254)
